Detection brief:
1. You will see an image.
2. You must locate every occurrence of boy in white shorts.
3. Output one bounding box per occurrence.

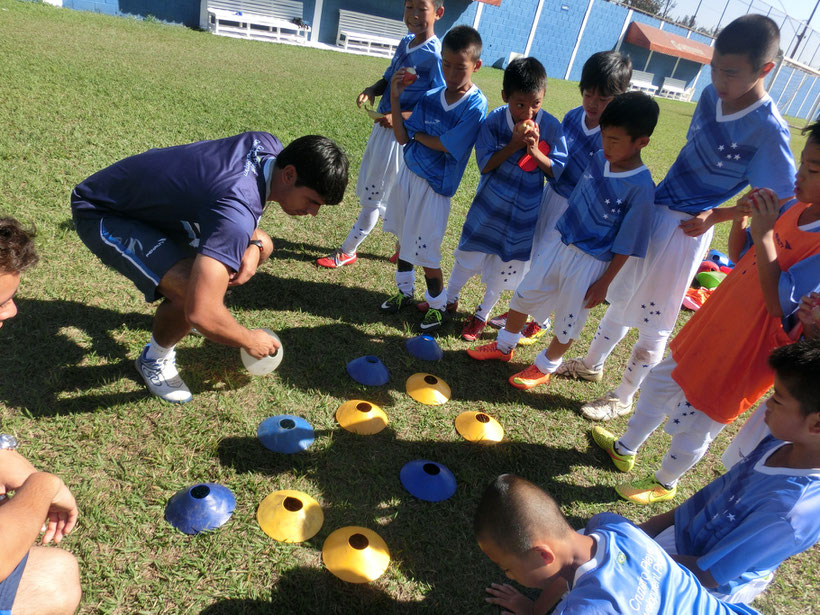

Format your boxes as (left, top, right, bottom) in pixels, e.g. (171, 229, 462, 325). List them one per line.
(557, 15, 797, 421)
(316, 0, 444, 269)
(423, 56, 567, 342)
(467, 92, 658, 390)
(379, 25, 488, 333)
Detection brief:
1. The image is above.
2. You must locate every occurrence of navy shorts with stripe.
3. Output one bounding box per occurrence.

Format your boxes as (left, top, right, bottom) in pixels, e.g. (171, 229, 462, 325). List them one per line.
(0, 552, 28, 614)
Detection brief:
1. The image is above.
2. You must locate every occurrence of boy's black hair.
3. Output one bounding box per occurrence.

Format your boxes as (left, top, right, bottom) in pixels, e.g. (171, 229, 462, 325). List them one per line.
(579, 51, 632, 97)
(715, 14, 781, 70)
(503, 57, 547, 97)
(0, 218, 38, 275)
(474, 474, 573, 556)
(802, 122, 820, 143)
(769, 340, 820, 417)
(276, 135, 349, 205)
(599, 91, 659, 139)
(442, 25, 482, 62)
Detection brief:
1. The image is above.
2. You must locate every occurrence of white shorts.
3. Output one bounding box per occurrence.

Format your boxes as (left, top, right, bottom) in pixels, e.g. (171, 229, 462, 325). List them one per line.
(384, 165, 450, 269)
(605, 205, 713, 336)
(355, 123, 403, 216)
(531, 183, 570, 261)
(453, 248, 527, 292)
(511, 235, 607, 344)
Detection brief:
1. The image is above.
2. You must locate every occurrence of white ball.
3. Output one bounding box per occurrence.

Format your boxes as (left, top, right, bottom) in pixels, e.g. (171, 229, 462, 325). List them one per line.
(240, 329, 283, 376)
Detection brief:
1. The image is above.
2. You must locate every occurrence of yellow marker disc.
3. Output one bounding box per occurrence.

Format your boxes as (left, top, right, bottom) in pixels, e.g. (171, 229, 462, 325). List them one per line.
(336, 400, 388, 435)
(322, 526, 390, 583)
(455, 411, 504, 444)
(257, 490, 324, 543)
(365, 107, 384, 120)
(406, 373, 451, 405)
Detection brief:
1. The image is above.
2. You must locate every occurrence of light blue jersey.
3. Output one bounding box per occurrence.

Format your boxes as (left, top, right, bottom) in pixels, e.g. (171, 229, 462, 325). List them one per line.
(403, 84, 488, 197)
(555, 513, 759, 615)
(457, 105, 567, 261)
(551, 105, 602, 199)
(377, 34, 444, 115)
(655, 85, 796, 214)
(675, 435, 820, 599)
(556, 151, 655, 261)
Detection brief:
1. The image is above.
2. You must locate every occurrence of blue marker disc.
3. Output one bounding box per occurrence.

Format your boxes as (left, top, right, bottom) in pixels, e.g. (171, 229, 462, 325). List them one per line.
(257, 415, 315, 454)
(400, 459, 457, 502)
(165, 483, 236, 535)
(346, 355, 390, 386)
(405, 335, 444, 361)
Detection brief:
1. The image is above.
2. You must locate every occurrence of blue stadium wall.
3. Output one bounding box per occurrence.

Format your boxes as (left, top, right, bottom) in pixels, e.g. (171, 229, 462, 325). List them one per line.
(62, 0, 201, 27)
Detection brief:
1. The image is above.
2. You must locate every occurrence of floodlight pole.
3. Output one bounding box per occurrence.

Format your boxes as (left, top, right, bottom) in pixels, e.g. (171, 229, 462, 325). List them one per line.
(791, 0, 820, 60)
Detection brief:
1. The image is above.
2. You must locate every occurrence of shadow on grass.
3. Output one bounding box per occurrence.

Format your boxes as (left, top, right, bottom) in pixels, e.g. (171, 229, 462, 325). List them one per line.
(214, 433, 613, 612)
(265, 236, 394, 265)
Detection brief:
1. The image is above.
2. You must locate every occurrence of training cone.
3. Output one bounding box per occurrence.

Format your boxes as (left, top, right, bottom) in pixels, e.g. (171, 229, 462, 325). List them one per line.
(405, 335, 444, 361)
(257, 415, 315, 453)
(346, 355, 390, 386)
(322, 526, 390, 583)
(165, 483, 236, 535)
(336, 400, 388, 435)
(257, 490, 324, 543)
(455, 411, 504, 444)
(240, 329, 283, 376)
(707, 249, 732, 268)
(697, 260, 720, 274)
(696, 271, 726, 289)
(400, 460, 457, 502)
(406, 373, 451, 405)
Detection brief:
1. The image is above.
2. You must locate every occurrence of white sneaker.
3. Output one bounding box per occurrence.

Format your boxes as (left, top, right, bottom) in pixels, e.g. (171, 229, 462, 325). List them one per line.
(581, 391, 632, 421)
(135, 345, 193, 404)
(554, 357, 603, 382)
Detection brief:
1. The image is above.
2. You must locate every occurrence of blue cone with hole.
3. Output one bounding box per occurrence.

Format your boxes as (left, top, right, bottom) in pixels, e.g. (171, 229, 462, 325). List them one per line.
(165, 483, 236, 535)
(346, 355, 390, 386)
(257, 415, 315, 453)
(400, 459, 457, 502)
(405, 335, 444, 361)
(707, 249, 733, 268)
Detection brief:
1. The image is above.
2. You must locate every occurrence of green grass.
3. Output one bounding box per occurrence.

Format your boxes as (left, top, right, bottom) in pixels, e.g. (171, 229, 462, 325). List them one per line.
(0, 1, 816, 613)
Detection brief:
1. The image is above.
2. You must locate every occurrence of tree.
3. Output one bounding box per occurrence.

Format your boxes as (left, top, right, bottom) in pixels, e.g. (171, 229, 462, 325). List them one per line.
(623, 0, 662, 15)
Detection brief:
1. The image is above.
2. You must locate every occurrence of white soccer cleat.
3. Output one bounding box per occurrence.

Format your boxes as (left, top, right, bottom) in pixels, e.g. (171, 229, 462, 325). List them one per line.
(581, 391, 632, 421)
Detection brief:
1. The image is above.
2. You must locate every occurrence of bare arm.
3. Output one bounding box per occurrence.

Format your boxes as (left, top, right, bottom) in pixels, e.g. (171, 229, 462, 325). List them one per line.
(748, 188, 784, 318)
(481, 121, 532, 174)
(413, 133, 448, 152)
(390, 71, 411, 145)
(584, 253, 629, 309)
(637, 508, 676, 538)
(357, 78, 387, 108)
(727, 216, 750, 264)
(185, 254, 280, 358)
(669, 553, 719, 588)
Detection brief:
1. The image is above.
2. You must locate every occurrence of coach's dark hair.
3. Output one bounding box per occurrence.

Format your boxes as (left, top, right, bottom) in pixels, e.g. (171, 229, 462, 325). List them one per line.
(0, 218, 38, 275)
(715, 14, 781, 70)
(504, 57, 547, 97)
(769, 340, 820, 417)
(579, 51, 632, 97)
(600, 91, 659, 139)
(474, 474, 573, 556)
(276, 135, 349, 205)
(442, 25, 482, 62)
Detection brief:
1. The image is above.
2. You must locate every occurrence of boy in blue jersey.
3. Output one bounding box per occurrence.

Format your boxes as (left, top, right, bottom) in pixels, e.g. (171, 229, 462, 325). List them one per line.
(72, 132, 348, 403)
(504, 51, 632, 346)
(636, 340, 820, 605)
(379, 25, 488, 333)
(558, 15, 797, 422)
(317, 0, 444, 269)
(424, 57, 567, 341)
(476, 474, 760, 615)
(468, 93, 658, 392)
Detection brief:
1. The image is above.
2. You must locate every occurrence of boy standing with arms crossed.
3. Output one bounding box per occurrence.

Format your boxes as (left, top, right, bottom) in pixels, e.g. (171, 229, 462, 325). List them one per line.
(468, 93, 658, 391)
(379, 25, 488, 333)
(431, 57, 567, 341)
(558, 15, 797, 421)
(317, 0, 444, 269)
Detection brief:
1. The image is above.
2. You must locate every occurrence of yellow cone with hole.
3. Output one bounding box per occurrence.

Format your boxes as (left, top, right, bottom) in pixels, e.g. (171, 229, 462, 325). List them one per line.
(257, 490, 324, 543)
(406, 373, 451, 405)
(336, 400, 388, 435)
(455, 411, 504, 444)
(322, 526, 390, 583)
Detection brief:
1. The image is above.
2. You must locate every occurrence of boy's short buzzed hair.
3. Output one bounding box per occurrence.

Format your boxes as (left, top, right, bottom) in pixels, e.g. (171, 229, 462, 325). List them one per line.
(769, 340, 820, 416)
(600, 91, 659, 140)
(715, 14, 781, 70)
(276, 135, 349, 205)
(442, 25, 482, 62)
(503, 57, 547, 97)
(0, 218, 38, 275)
(579, 51, 632, 97)
(802, 122, 820, 143)
(429, 0, 444, 9)
(474, 474, 573, 556)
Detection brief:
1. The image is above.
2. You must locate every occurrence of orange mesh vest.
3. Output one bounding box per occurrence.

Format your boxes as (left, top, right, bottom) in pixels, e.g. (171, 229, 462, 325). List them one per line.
(670, 202, 820, 423)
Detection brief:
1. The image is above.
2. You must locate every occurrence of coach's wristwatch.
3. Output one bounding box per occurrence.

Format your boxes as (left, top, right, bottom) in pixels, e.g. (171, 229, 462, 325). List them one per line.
(0, 434, 18, 450)
(249, 239, 264, 253)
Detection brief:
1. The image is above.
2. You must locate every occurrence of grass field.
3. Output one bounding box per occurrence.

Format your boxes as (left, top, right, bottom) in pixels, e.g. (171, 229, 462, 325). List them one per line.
(0, 1, 816, 613)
